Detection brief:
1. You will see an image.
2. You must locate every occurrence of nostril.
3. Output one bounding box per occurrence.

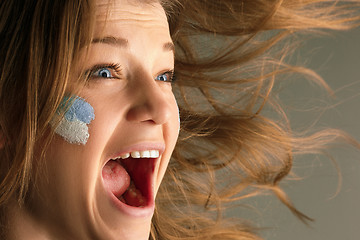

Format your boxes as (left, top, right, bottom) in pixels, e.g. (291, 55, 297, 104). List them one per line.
(125, 104, 153, 123)
(126, 103, 170, 124)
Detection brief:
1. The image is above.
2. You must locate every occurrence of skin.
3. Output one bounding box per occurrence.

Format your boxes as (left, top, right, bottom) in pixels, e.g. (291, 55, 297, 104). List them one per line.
(7, 0, 179, 239)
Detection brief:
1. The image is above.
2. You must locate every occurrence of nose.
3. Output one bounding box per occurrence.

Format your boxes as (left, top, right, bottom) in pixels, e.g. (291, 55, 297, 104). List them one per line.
(125, 75, 172, 125)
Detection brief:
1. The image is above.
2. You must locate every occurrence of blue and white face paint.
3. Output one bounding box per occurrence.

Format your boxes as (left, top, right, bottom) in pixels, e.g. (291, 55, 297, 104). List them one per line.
(51, 96, 95, 145)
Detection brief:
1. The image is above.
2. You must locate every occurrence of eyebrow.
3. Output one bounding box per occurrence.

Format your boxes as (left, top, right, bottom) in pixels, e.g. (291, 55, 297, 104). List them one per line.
(92, 36, 175, 53)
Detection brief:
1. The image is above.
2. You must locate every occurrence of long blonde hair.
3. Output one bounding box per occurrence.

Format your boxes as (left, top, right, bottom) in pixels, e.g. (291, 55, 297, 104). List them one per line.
(0, 0, 94, 223)
(0, 0, 359, 239)
(152, 0, 360, 239)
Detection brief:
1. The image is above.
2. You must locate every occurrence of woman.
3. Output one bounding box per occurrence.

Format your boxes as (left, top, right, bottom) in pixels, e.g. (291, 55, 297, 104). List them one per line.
(0, 0, 359, 239)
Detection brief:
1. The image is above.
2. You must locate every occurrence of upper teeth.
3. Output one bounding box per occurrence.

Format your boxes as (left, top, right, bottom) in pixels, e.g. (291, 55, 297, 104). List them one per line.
(115, 150, 160, 160)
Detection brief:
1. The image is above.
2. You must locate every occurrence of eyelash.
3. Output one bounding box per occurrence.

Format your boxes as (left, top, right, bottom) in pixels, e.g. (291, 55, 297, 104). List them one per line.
(86, 63, 176, 83)
(156, 70, 176, 83)
(86, 63, 123, 80)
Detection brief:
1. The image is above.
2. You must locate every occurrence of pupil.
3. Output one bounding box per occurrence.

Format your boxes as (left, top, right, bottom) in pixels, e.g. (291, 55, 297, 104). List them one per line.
(100, 69, 110, 78)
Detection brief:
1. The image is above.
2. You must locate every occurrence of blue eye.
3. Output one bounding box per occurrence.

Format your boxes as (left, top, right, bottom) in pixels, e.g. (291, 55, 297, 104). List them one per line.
(86, 63, 122, 80)
(94, 68, 113, 78)
(155, 71, 175, 83)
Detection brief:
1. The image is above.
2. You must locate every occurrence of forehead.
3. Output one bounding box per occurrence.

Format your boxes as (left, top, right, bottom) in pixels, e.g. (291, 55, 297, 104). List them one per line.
(95, 0, 168, 29)
(91, 0, 173, 61)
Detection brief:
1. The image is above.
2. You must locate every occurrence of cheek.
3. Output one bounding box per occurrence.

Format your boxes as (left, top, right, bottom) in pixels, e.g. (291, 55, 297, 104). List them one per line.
(155, 95, 180, 189)
(168, 93, 180, 145)
(172, 97, 180, 134)
(30, 138, 89, 215)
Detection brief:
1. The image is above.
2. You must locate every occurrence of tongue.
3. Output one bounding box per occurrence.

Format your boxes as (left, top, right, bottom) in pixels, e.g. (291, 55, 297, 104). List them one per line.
(123, 181, 147, 207)
(102, 160, 130, 198)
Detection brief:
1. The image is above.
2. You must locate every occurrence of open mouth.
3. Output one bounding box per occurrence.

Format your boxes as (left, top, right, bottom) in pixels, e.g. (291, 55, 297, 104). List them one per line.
(102, 151, 158, 209)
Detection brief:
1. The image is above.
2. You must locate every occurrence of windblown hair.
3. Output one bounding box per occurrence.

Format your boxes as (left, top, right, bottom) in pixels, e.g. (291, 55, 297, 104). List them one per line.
(0, 0, 359, 239)
(153, 1, 360, 239)
(0, 0, 95, 228)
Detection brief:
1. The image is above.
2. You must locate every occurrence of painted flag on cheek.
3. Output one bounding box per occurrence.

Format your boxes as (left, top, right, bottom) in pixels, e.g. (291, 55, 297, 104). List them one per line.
(51, 95, 95, 145)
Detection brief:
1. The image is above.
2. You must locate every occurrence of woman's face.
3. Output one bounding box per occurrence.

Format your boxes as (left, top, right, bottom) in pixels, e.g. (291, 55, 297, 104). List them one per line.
(29, 0, 179, 239)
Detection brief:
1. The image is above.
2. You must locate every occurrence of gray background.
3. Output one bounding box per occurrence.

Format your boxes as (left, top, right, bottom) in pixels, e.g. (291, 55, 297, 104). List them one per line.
(255, 27, 360, 239)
